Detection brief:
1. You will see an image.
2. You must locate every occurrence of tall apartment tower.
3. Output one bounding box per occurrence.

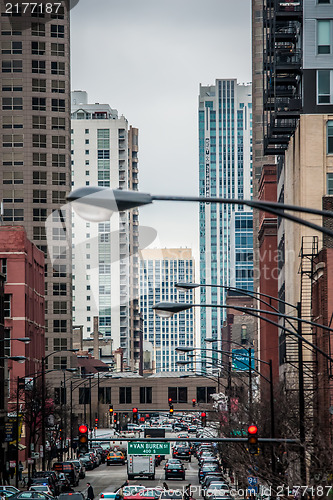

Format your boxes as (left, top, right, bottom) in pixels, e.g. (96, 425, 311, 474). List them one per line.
(0, 1, 73, 371)
(71, 91, 140, 369)
(198, 80, 252, 362)
(140, 248, 195, 373)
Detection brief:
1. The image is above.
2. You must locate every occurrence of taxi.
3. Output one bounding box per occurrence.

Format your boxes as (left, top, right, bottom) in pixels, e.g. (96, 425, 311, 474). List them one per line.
(106, 450, 126, 465)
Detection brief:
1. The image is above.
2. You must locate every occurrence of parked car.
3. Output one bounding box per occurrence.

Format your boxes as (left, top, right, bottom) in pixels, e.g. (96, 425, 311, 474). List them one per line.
(10, 493, 50, 500)
(58, 494, 85, 500)
(29, 487, 53, 497)
(32, 471, 61, 496)
(70, 460, 85, 479)
(164, 463, 186, 480)
(30, 478, 56, 497)
(78, 456, 93, 471)
(0, 488, 19, 495)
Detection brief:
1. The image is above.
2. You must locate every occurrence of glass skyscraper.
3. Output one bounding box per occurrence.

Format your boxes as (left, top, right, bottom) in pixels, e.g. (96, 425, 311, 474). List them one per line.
(198, 79, 252, 365)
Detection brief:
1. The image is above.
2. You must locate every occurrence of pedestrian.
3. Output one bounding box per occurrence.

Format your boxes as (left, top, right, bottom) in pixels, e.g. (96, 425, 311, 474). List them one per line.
(18, 461, 24, 483)
(87, 483, 95, 500)
(163, 482, 169, 491)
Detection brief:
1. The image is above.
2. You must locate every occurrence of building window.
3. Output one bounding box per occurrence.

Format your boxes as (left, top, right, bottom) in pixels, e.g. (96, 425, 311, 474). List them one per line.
(327, 120, 333, 154)
(2, 135, 23, 147)
(53, 301, 67, 315)
(33, 189, 47, 203)
(168, 387, 188, 403)
(33, 226, 46, 240)
(53, 319, 67, 332)
(2, 97, 22, 110)
(2, 60, 22, 73)
(52, 136, 66, 149)
(32, 79, 46, 94)
(52, 191, 66, 204)
(32, 116, 46, 129)
(50, 24, 65, 38)
(3, 189, 23, 202)
(52, 172, 66, 186)
(2, 41, 22, 54)
(53, 356, 67, 370)
(52, 117, 66, 130)
(3, 209, 24, 221)
(317, 70, 333, 104)
(31, 41, 45, 55)
(53, 265, 67, 278)
(140, 387, 152, 404)
(54, 337, 67, 350)
(32, 97, 46, 111)
(51, 61, 65, 75)
(4, 329, 10, 356)
(4, 294, 11, 317)
(52, 154, 66, 168)
(33, 134, 46, 148)
(33, 208, 47, 221)
(327, 173, 333, 194)
(32, 60, 46, 74)
(3, 172, 23, 184)
(33, 153, 47, 167)
(197, 387, 216, 403)
(98, 387, 111, 404)
(51, 80, 65, 93)
(31, 22, 45, 36)
(317, 20, 331, 54)
(79, 387, 90, 404)
(51, 99, 65, 112)
(119, 387, 132, 404)
(51, 42, 65, 56)
(2, 79, 23, 92)
(53, 283, 66, 295)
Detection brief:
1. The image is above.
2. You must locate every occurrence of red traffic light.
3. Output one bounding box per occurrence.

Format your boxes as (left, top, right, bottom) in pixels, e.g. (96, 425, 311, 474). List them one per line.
(168, 398, 172, 402)
(248, 425, 258, 434)
(192, 399, 196, 403)
(132, 407, 138, 413)
(79, 424, 88, 433)
(201, 412, 206, 417)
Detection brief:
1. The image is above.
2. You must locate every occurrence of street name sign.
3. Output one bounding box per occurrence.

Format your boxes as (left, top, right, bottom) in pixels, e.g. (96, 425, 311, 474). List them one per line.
(128, 441, 170, 455)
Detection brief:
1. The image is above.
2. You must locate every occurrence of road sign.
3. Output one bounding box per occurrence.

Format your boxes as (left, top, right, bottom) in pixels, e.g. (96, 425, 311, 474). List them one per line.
(128, 441, 170, 455)
(248, 477, 258, 485)
(247, 487, 258, 495)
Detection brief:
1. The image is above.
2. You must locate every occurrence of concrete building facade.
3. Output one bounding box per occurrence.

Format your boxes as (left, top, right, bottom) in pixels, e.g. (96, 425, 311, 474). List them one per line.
(71, 91, 140, 369)
(0, 0, 73, 372)
(140, 249, 195, 373)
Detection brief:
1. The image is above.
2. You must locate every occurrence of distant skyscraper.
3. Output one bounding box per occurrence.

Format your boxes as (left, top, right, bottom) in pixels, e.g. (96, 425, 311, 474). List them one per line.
(198, 79, 252, 363)
(71, 91, 140, 369)
(140, 249, 195, 372)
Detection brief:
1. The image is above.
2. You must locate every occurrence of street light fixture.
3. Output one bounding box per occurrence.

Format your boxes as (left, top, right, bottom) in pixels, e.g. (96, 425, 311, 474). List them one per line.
(0, 337, 31, 344)
(0, 356, 26, 363)
(67, 186, 333, 238)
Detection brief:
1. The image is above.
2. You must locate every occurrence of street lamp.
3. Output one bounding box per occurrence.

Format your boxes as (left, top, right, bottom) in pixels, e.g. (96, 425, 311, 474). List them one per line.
(67, 186, 333, 238)
(41, 349, 79, 470)
(0, 356, 26, 363)
(0, 338, 31, 344)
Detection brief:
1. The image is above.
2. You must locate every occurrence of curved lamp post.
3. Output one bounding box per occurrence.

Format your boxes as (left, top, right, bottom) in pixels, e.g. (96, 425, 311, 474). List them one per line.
(67, 186, 333, 238)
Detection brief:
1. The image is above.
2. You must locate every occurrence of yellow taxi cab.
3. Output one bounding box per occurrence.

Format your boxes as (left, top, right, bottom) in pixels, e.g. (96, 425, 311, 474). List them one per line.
(106, 450, 126, 465)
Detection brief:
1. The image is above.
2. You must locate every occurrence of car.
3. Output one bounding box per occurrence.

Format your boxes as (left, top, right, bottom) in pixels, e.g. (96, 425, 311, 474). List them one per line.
(165, 463, 186, 480)
(29, 488, 53, 498)
(58, 494, 85, 500)
(121, 486, 145, 499)
(0, 488, 19, 495)
(29, 478, 56, 497)
(177, 433, 189, 439)
(199, 466, 222, 483)
(107, 451, 126, 465)
(188, 426, 196, 433)
(159, 491, 183, 500)
(78, 456, 93, 471)
(202, 480, 227, 490)
(125, 489, 163, 500)
(10, 493, 50, 500)
(31, 473, 60, 496)
(203, 485, 230, 500)
(172, 445, 191, 461)
(0, 491, 16, 498)
(70, 460, 85, 479)
(56, 474, 71, 493)
(99, 494, 122, 500)
(165, 459, 182, 467)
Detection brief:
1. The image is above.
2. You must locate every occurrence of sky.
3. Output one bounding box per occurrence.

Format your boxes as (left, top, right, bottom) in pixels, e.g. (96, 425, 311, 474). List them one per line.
(70, 0, 252, 256)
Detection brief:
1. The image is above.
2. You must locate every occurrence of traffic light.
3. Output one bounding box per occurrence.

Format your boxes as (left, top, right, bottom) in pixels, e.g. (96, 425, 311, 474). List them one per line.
(132, 407, 138, 423)
(94, 418, 98, 429)
(113, 412, 117, 425)
(169, 404, 174, 415)
(109, 405, 113, 414)
(201, 412, 207, 427)
(78, 424, 89, 455)
(192, 398, 196, 407)
(168, 397, 172, 407)
(248, 424, 258, 454)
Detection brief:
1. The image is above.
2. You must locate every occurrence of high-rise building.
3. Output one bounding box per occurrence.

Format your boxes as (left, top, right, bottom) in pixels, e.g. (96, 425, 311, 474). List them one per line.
(71, 91, 140, 369)
(198, 79, 252, 362)
(0, 0, 73, 371)
(140, 248, 195, 373)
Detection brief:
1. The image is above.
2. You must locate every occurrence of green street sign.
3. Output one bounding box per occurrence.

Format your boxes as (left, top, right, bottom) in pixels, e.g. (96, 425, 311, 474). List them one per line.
(127, 441, 170, 455)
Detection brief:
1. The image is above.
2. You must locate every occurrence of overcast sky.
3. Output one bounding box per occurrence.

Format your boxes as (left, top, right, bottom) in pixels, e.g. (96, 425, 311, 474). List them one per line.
(70, 0, 251, 256)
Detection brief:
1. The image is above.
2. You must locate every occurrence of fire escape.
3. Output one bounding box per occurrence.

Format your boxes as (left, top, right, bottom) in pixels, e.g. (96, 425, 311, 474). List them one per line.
(263, 0, 303, 156)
